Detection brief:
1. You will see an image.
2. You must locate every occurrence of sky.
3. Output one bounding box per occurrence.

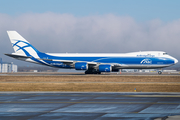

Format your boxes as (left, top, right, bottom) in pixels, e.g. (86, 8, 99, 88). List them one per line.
(0, 0, 180, 67)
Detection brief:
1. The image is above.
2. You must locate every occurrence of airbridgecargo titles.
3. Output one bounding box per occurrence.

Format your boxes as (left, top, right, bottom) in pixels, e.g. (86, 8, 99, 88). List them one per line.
(5, 31, 178, 74)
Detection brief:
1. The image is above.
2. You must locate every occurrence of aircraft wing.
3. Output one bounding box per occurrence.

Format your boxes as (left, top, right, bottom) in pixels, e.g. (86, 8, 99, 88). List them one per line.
(38, 58, 122, 69)
(38, 58, 97, 65)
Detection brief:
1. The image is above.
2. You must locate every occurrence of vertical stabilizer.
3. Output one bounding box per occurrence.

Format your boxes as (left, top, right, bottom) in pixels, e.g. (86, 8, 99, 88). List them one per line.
(7, 31, 40, 57)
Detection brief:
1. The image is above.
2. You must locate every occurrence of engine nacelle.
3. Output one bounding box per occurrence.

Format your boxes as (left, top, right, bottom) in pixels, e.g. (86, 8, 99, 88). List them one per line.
(75, 62, 88, 70)
(99, 65, 112, 72)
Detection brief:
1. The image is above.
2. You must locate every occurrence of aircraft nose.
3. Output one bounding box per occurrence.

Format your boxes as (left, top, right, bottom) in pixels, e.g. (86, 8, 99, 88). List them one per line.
(174, 58, 178, 64)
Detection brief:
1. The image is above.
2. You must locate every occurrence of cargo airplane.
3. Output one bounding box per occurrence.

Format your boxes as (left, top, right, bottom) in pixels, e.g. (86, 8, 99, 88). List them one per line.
(5, 31, 178, 74)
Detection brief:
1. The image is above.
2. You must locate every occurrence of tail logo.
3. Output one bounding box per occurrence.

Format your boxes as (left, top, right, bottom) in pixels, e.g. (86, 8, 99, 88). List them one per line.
(12, 39, 39, 56)
(13, 40, 38, 52)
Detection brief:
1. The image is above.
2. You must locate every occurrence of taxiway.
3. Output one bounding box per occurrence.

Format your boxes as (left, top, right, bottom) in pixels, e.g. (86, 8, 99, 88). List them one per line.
(0, 92, 180, 120)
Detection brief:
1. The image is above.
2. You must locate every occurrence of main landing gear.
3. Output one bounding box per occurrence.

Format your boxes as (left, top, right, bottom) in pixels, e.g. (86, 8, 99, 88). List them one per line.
(158, 71, 162, 75)
(85, 70, 101, 74)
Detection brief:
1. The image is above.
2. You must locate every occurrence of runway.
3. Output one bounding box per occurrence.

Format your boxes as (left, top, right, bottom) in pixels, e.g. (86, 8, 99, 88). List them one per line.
(0, 72, 180, 76)
(0, 92, 180, 120)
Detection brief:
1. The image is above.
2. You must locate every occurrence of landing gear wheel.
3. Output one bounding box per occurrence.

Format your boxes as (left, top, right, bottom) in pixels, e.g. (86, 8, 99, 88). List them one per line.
(158, 71, 162, 75)
(97, 71, 101, 74)
(85, 70, 101, 74)
(85, 70, 91, 74)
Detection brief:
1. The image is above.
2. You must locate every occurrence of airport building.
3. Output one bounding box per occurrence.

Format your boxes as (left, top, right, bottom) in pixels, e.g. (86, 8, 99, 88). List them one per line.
(0, 58, 18, 73)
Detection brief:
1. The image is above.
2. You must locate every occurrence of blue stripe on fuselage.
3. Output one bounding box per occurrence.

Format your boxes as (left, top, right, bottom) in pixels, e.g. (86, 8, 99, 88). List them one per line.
(35, 53, 175, 68)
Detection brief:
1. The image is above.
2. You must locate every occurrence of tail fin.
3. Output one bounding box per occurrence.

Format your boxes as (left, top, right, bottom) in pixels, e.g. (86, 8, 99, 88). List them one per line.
(7, 31, 40, 57)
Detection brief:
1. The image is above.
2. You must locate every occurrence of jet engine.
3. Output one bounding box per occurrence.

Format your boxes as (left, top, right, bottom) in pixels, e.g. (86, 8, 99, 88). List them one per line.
(98, 65, 112, 72)
(75, 62, 88, 70)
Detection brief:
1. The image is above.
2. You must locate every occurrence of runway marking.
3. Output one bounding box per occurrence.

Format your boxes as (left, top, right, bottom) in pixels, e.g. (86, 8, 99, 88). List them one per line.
(124, 95, 180, 97)
(0, 111, 140, 114)
(0, 101, 179, 104)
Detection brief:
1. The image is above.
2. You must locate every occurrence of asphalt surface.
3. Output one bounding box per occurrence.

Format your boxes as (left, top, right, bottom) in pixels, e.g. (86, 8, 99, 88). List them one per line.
(0, 72, 180, 76)
(0, 92, 180, 120)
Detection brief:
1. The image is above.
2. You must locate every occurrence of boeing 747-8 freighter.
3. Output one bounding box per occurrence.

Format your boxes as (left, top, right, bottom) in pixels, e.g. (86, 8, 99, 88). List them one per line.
(5, 31, 178, 74)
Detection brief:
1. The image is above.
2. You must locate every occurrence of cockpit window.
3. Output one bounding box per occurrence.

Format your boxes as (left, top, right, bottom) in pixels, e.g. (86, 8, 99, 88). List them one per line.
(163, 53, 168, 55)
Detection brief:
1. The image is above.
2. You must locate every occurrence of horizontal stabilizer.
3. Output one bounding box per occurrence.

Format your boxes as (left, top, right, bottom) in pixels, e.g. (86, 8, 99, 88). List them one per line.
(4, 53, 32, 59)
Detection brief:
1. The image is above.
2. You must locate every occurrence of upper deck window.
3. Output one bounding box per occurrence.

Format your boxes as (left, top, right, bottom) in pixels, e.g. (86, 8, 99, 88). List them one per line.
(163, 53, 168, 55)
